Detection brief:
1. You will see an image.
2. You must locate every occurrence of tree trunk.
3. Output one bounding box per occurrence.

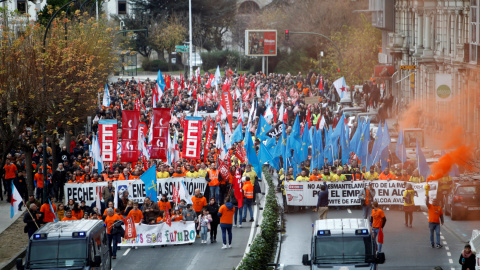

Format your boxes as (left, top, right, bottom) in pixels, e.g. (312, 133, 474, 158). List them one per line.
(65, 130, 71, 153)
(24, 147, 34, 196)
(51, 135, 58, 172)
(167, 50, 172, 71)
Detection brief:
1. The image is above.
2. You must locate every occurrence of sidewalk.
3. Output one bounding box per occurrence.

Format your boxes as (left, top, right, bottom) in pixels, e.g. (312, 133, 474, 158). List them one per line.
(0, 202, 25, 234)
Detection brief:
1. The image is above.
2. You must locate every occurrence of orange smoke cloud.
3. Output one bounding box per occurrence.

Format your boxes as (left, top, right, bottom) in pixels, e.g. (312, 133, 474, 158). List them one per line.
(398, 87, 479, 180)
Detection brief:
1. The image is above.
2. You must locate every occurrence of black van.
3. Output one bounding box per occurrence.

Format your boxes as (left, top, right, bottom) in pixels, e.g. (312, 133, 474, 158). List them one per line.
(17, 220, 111, 270)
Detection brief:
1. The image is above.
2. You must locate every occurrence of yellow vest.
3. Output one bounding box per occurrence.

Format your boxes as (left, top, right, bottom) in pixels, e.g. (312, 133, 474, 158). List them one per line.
(198, 169, 207, 178)
(296, 176, 309, 182)
(186, 171, 199, 178)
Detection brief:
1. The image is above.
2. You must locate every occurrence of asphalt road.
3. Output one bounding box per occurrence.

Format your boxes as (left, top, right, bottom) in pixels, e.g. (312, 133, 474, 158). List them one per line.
(111, 222, 252, 270)
(277, 206, 480, 270)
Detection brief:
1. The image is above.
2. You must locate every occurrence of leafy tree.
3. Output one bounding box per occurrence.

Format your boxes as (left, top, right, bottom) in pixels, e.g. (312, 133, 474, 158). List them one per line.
(0, 10, 116, 195)
(149, 16, 187, 70)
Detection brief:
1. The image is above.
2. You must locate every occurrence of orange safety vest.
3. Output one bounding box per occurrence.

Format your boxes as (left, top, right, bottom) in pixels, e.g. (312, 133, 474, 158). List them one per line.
(209, 169, 219, 186)
(243, 182, 254, 199)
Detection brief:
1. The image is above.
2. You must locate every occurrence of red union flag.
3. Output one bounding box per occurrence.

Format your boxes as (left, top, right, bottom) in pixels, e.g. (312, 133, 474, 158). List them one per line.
(183, 116, 203, 160)
(218, 159, 230, 181)
(151, 108, 170, 160)
(121, 111, 140, 162)
(98, 119, 117, 162)
(204, 119, 214, 162)
(123, 216, 137, 239)
(235, 144, 247, 163)
(221, 90, 233, 129)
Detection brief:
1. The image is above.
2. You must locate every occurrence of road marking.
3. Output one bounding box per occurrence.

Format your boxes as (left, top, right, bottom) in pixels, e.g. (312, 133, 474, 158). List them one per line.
(449, 259, 453, 264)
(347, 208, 352, 214)
(441, 235, 445, 240)
(445, 246, 450, 250)
(447, 252, 451, 256)
(186, 250, 202, 270)
(451, 268, 455, 270)
(123, 248, 131, 256)
(443, 241, 448, 245)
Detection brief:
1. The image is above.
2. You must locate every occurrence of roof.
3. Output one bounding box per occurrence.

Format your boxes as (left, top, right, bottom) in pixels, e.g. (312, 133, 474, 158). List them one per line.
(313, 218, 370, 236)
(35, 220, 104, 239)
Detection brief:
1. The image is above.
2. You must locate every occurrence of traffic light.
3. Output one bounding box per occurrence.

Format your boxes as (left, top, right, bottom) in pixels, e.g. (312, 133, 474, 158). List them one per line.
(285, 30, 289, 41)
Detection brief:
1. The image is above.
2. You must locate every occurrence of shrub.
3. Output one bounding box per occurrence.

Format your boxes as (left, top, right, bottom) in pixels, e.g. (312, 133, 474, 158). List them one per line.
(237, 166, 279, 270)
(142, 59, 183, 71)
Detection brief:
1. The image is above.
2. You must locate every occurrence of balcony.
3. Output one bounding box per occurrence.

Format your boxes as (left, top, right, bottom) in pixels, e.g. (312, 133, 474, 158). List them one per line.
(387, 32, 405, 55)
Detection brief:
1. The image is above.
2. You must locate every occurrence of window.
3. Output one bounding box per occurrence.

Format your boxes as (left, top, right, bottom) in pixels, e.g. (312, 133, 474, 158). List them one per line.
(17, 0, 27, 14)
(118, 0, 127, 14)
(471, 0, 479, 61)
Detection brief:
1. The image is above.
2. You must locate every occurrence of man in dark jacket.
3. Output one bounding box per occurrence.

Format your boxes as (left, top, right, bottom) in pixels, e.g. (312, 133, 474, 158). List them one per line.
(52, 163, 67, 202)
(206, 197, 220, 243)
(24, 204, 44, 238)
(314, 181, 328, 219)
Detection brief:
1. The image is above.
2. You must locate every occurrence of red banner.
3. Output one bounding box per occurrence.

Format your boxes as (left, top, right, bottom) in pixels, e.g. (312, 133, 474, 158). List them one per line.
(150, 108, 170, 160)
(121, 110, 140, 163)
(233, 169, 243, 208)
(183, 116, 203, 160)
(221, 90, 233, 129)
(218, 159, 230, 181)
(235, 144, 247, 163)
(98, 119, 118, 162)
(204, 119, 214, 162)
(139, 121, 147, 139)
(123, 216, 137, 239)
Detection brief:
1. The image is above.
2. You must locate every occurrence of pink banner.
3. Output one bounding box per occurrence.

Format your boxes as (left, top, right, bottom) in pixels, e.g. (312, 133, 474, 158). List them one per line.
(99, 119, 118, 162)
(183, 116, 203, 160)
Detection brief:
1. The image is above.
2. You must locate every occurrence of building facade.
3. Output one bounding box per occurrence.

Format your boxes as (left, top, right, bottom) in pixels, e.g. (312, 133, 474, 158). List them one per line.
(370, 0, 479, 145)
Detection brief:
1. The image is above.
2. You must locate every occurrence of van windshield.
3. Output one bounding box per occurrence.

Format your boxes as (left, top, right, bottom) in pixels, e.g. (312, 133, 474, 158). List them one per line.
(314, 236, 374, 264)
(28, 240, 87, 269)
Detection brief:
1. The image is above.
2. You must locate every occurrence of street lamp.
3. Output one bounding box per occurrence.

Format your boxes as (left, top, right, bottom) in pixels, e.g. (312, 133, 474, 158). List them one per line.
(319, 51, 323, 75)
(41, 0, 78, 204)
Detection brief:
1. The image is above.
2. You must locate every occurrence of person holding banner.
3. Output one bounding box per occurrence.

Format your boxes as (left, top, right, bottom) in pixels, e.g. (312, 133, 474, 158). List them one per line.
(403, 183, 415, 228)
(313, 182, 328, 219)
(127, 202, 144, 223)
(206, 164, 222, 203)
(105, 208, 123, 259)
(359, 183, 376, 219)
(142, 197, 160, 224)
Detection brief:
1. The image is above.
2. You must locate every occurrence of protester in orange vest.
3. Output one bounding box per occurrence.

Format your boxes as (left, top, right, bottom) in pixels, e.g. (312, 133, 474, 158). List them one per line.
(127, 202, 144, 223)
(40, 198, 57, 222)
(172, 167, 186, 177)
(242, 176, 254, 222)
(104, 208, 123, 259)
(118, 168, 131, 180)
(379, 167, 396, 180)
(358, 182, 376, 219)
(426, 194, 444, 248)
(205, 164, 222, 202)
(157, 194, 171, 214)
(62, 209, 78, 221)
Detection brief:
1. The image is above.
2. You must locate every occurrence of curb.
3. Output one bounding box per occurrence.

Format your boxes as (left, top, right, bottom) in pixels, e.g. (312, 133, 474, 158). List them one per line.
(0, 248, 26, 270)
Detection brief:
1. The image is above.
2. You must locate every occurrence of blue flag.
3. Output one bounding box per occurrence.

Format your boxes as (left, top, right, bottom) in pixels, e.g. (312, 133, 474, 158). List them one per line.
(157, 70, 166, 92)
(245, 131, 262, 176)
(340, 121, 350, 165)
(416, 140, 431, 180)
(316, 127, 324, 169)
(311, 128, 317, 172)
(266, 137, 276, 153)
(256, 115, 272, 141)
(379, 147, 390, 171)
(299, 127, 311, 162)
(396, 129, 407, 163)
(231, 123, 243, 144)
(287, 115, 302, 151)
(291, 155, 302, 179)
(140, 165, 158, 202)
(330, 114, 345, 143)
(350, 121, 363, 156)
(380, 122, 390, 155)
(259, 143, 279, 170)
(359, 119, 371, 167)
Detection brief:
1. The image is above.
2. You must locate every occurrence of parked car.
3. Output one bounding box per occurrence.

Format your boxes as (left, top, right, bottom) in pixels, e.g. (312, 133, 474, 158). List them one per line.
(444, 176, 480, 220)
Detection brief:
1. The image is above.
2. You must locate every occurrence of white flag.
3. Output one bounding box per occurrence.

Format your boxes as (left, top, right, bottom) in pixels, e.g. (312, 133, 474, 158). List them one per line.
(215, 124, 227, 160)
(225, 123, 232, 149)
(212, 66, 221, 87)
(333, 77, 347, 99)
(319, 116, 326, 130)
(102, 83, 110, 107)
(278, 102, 284, 122)
(10, 182, 22, 218)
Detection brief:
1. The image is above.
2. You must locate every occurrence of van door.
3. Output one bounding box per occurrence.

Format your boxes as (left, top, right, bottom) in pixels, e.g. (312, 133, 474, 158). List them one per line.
(100, 231, 111, 270)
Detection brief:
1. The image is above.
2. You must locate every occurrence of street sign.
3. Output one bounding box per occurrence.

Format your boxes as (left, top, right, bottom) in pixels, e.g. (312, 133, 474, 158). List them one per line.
(175, 45, 188, 49)
(400, 65, 416, 70)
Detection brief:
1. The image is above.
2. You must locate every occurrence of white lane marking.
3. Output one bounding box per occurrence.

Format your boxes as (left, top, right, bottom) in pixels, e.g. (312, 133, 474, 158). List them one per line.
(445, 246, 450, 250)
(451, 268, 455, 270)
(449, 259, 453, 264)
(447, 252, 451, 256)
(123, 248, 131, 256)
(441, 235, 445, 240)
(186, 251, 202, 270)
(443, 241, 448, 245)
(347, 208, 352, 214)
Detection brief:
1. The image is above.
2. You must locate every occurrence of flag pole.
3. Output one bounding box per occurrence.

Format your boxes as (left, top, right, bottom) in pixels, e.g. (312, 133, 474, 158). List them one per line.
(22, 199, 40, 229)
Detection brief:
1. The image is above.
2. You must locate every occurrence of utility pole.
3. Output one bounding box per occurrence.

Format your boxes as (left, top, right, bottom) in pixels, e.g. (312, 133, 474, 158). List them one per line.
(188, 0, 193, 80)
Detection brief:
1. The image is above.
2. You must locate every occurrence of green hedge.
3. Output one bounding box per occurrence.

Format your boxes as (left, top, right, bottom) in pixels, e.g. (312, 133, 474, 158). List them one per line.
(237, 166, 279, 270)
(142, 59, 183, 72)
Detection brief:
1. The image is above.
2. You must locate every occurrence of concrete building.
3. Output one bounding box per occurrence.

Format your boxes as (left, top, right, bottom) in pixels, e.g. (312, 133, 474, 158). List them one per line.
(370, 0, 479, 144)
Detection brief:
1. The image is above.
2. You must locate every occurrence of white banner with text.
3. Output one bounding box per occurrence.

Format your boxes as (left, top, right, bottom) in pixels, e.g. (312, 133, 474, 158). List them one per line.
(119, 221, 196, 246)
(285, 180, 438, 206)
(64, 178, 208, 205)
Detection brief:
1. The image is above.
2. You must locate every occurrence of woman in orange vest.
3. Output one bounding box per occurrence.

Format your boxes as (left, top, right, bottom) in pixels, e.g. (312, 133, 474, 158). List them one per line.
(242, 176, 254, 222)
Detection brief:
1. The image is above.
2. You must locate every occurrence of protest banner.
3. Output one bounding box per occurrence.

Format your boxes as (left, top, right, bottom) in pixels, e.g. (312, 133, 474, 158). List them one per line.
(119, 221, 196, 246)
(64, 177, 208, 205)
(150, 108, 170, 160)
(121, 110, 139, 162)
(284, 180, 438, 206)
(183, 116, 203, 160)
(98, 119, 117, 162)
